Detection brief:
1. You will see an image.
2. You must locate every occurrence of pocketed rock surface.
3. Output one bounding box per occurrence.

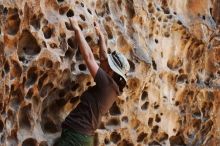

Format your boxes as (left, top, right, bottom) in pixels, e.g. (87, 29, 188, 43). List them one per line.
(0, 0, 220, 146)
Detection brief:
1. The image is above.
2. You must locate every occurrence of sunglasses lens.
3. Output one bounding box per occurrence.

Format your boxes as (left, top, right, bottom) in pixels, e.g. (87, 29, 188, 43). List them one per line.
(112, 55, 122, 68)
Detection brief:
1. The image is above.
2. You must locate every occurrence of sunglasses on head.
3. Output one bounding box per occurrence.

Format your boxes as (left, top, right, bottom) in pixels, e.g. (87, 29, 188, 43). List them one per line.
(112, 51, 123, 68)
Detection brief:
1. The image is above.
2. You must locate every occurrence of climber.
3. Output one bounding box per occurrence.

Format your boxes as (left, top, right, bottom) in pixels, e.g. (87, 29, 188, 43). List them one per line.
(56, 17, 130, 146)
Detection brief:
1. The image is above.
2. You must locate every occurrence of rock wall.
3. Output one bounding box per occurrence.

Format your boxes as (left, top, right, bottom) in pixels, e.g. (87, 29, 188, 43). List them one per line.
(0, 0, 220, 146)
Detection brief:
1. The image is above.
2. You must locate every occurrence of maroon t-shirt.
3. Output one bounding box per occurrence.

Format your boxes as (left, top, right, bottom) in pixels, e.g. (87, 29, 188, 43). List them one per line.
(62, 67, 120, 136)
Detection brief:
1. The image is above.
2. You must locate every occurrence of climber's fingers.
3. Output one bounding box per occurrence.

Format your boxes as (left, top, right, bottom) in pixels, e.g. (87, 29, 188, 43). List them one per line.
(94, 21, 103, 37)
(68, 18, 80, 31)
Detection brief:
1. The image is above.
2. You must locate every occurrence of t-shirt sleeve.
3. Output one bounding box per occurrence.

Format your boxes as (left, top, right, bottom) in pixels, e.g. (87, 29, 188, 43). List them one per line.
(94, 67, 111, 88)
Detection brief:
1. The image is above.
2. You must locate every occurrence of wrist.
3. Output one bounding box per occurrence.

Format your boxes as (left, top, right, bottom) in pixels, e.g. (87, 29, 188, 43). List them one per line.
(99, 34, 105, 40)
(74, 28, 81, 32)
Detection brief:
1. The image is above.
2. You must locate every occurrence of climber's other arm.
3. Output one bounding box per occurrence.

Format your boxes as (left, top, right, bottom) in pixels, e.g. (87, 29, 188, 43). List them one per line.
(94, 21, 111, 72)
(94, 21, 108, 61)
(69, 18, 99, 78)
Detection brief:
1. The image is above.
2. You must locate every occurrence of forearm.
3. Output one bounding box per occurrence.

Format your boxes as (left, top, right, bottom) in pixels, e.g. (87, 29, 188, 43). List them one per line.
(99, 35, 108, 60)
(75, 30, 94, 60)
(68, 18, 99, 78)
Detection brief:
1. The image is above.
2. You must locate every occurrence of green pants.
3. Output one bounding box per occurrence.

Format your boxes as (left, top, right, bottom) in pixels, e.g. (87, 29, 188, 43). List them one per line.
(56, 128, 94, 146)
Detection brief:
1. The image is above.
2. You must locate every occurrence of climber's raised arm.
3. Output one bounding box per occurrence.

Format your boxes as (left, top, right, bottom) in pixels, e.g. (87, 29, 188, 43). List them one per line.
(69, 18, 99, 78)
(94, 21, 108, 61)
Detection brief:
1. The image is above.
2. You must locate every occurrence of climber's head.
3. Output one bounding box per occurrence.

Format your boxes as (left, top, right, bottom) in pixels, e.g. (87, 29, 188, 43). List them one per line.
(107, 50, 130, 92)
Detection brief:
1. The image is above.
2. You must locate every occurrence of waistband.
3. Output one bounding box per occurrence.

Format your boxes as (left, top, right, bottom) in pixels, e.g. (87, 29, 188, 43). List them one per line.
(62, 128, 94, 141)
